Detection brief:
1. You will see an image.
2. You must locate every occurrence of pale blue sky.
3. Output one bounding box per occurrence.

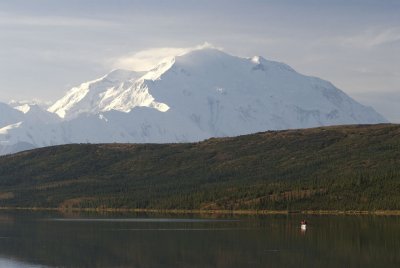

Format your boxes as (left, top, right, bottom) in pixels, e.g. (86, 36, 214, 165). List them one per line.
(0, 0, 399, 121)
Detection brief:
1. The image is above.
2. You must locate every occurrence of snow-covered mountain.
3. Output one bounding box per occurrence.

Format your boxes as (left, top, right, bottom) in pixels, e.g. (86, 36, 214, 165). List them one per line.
(0, 48, 387, 155)
(0, 102, 24, 128)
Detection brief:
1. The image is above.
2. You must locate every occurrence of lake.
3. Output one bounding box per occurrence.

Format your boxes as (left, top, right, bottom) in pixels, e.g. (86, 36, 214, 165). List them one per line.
(0, 211, 399, 267)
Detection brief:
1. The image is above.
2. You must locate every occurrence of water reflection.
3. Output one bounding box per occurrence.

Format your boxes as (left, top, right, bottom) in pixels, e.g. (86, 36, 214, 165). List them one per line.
(0, 257, 46, 268)
(49, 218, 237, 223)
(0, 211, 398, 267)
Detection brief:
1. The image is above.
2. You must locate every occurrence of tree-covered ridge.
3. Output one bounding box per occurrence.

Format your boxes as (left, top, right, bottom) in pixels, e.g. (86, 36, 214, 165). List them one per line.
(0, 124, 399, 211)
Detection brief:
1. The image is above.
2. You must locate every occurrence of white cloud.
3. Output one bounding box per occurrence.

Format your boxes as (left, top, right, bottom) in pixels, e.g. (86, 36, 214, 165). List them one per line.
(0, 12, 118, 27)
(110, 42, 218, 71)
(339, 27, 400, 49)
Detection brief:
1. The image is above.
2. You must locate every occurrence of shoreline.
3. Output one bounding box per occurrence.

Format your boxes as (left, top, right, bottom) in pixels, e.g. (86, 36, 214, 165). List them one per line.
(0, 207, 400, 216)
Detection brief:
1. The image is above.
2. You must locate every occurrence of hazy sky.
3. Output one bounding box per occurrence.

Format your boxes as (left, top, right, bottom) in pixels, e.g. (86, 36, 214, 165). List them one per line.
(0, 0, 399, 122)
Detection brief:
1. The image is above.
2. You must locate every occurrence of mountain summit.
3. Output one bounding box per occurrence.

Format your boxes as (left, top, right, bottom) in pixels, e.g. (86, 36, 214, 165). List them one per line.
(0, 47, 387, 154)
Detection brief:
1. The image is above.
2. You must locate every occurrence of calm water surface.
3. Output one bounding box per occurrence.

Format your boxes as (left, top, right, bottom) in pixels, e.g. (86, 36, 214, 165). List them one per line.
(0, 211, 399, 267)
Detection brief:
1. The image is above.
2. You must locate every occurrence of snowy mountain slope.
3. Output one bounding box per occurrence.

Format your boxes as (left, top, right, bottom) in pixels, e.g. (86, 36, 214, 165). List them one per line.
(0, 108, 209, 150)
(111, 49, 386, 133)
(0, 102, 24, 128)
(0, 47, 387, 155)
(143, 49, 386, 135)
(20, 104, 61, 125)
(0, 103, 62, 153)
(47, 69, 170, 119)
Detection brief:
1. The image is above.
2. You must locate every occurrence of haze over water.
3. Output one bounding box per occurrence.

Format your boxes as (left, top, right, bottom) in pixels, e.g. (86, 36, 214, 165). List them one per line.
(0, 211, 399, 267)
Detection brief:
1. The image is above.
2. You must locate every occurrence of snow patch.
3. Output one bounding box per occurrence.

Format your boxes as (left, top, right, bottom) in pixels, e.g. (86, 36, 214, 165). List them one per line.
(251, 56, 261, 64)
(14, 104, 31, 114)
(0, 122, 22, 135)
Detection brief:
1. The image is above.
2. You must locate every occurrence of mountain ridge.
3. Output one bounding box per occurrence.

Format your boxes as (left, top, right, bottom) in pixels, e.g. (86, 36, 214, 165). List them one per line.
(0, 124, 398, 210)
(0, 47, 388, 155)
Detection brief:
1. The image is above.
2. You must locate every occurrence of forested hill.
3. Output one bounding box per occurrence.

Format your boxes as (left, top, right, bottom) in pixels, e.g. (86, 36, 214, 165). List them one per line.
(0, 124, 399, 211)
